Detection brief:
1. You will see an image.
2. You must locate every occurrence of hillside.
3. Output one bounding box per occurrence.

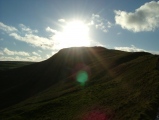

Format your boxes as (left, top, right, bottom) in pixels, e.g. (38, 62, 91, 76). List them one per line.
(0, 47, 159, 120)
(0, 61, 35, 71)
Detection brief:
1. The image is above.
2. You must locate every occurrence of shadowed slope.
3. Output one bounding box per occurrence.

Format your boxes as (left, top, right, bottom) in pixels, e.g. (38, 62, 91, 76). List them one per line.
(0, 61, 35, 71)
(0, 47, 112, 109)
(0, 47, 159, 120)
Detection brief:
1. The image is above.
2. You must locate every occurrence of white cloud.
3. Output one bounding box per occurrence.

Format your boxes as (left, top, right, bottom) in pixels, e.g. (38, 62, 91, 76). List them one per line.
(114, 45, 145, 52)
(0, 49, 43, 61)
(3, 48, 30, 56)
(52, 51, 57, 55)
(26, 56, 42, 61)
(0, 55, 42, 61)
(107, 21, 112, 28)
(149, 50, 159, 55)
(19, 24, 38, 33)
(92, 14, 100, 19)
(89, 14, 112, 33)
(88, 20, 94, 25)
(3, 48, 15, 55)
(0, 21, 103, 58)
(38, 50, 42, 53)
(9, 33, 54, 49)
(115, 1, 159, 32)
(0, 22, 53, 50)
(0, 56, 15, 61)
(32, 52, 40, 56)
(114, 45, 159, 55)
(0, 22, 17, 33)
(46, 54, 51, 59)
(58, 19, 66, 23)
(46, 27, 57, 34)
(90, 39, 105, 47)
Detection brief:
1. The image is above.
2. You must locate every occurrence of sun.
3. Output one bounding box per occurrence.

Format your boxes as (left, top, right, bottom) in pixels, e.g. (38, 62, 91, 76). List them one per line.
(57, 20, 90, 48)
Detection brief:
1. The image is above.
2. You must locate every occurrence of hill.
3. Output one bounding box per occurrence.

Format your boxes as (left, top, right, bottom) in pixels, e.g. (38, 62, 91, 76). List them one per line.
(0, 47, 159, 120)
(0, 61, 35, 71)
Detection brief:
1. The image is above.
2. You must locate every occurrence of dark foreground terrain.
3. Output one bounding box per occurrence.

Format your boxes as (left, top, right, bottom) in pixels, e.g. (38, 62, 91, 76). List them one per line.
(0, 47, 159, 120)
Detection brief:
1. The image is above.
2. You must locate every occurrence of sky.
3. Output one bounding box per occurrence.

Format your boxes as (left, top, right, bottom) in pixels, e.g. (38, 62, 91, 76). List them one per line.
(0, 0, 159, 61)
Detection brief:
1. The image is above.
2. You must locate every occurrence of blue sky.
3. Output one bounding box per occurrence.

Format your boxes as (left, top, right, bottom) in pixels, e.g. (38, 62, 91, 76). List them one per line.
(0, 0, 159, 61)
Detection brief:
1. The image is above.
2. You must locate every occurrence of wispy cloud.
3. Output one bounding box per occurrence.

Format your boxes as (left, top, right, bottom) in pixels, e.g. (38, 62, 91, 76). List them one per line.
(89, 14, 112, 33)
(46, 27, 57, 34)
(9, 33, 53, 49)
(114, 45, 159, 55)
(3, 48, 30, 56)
(114, 45, 145, 52)
(32, 51, 40, 56)
(0, 22, 54, 50)
(115, 1, 159, 32)
(0, 22, 17, 33)
(19, 24, 38, 33)
(58, 19, 66, 23)
(38, 50, 42, 53)
(0, 21, 100, 52)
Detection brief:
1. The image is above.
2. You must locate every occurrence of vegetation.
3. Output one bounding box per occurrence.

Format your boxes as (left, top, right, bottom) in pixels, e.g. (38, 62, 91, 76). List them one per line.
(0, 61, 35, 71)
(0, 47, 159, 120)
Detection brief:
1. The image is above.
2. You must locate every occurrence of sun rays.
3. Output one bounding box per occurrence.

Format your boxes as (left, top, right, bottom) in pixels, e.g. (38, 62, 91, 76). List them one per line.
(54, 20, 91, 49)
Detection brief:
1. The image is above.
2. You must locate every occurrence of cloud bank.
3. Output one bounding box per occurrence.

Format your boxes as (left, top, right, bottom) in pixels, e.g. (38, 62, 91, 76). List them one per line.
(0, 55, 42, 61)
(115, 1, 159, 32)
(3, 48, 30, 56)
(0, 48, 42, 61)
(114, 45, 159, 55)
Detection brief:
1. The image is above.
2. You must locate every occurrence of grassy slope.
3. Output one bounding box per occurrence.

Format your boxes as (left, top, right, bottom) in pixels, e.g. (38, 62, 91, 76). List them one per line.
(0, 48, 159, 120)
(0, 61, 35, 71)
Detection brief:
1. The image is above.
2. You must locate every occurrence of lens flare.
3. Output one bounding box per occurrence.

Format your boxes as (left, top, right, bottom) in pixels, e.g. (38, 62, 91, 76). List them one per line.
(76, 70, 88, 86)
(71, 63, 90, 86)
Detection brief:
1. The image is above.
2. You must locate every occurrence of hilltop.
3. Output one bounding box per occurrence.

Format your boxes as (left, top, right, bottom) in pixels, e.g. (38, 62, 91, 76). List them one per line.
(0, 47, 159, 120)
